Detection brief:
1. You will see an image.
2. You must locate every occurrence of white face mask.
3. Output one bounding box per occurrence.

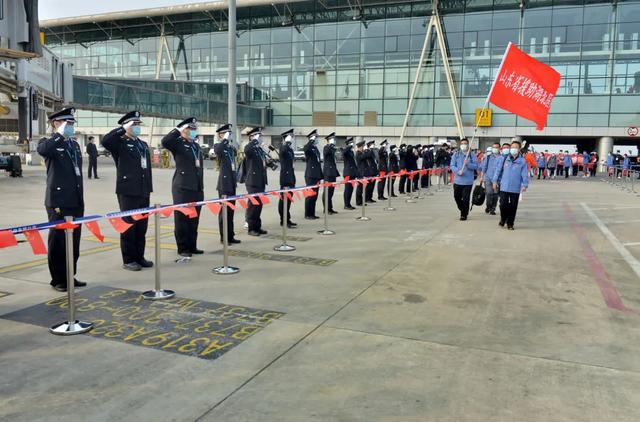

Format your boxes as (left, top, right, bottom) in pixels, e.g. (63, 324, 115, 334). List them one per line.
(223, 131, 230, 140)
(284, 134, 292, 143)
(460, 144, 469, 152)
(492, 147, 500, 155)
(328, 138, 335, 145)
(486, 150, 492, 155)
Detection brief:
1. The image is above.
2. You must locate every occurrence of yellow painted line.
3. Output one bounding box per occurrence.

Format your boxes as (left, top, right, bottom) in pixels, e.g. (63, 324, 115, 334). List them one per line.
(0, 243, 121, 274)
(161, 225, 220, 235)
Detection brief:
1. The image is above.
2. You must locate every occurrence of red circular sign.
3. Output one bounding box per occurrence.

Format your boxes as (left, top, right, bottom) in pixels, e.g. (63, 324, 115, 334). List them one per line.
(628, 126, 639, 137)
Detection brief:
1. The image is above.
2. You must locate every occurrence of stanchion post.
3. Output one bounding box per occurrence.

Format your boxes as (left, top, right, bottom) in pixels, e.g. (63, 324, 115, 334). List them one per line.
(318, 182, 335, 235)
(142, 204, 175, 300)
(213, 196, 240, 274)
(356, 179, 371, 221)
(384, 174, 395, 211)
(49, 216, 93, 335)
(275, 189, 296, 251)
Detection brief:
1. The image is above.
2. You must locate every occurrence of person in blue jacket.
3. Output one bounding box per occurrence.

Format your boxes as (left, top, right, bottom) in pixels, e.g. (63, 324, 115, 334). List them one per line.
(563, 151, 572, 178)
(536, 152, 546, 180)
(480, 142, 501, 215)
(450, 138, 478, 221)
(623, 154, 630, 178)
(492, 139, 529, 230)
(582, 150, 591, 177)
(605, 152, 614, 175)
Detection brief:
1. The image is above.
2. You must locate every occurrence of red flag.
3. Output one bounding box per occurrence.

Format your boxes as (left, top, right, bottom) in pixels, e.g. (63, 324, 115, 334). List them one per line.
(0, 230, 17, 248)
(344, 176, 350, 182)
(293, 190, 303, 200)
(207, 203, 222, 215)
(269, 191, 281, 197)
(85, 221, 104, 242)
(350, 180, 358, 187)
(237, 199, 248, 209)
(248, 195, 260, 205)
(488, 42, 561, 130)
(24, 230, 46, 255)
(131, 212, 150, 221)
(419, 169, 427, 176)
(176, 207, 198, 218)
(285, 191, 294, 201)
(159, 207, 174, 217)
(109, 217, 133, 233)
(360, 179, 369, 186)
(258, 194, 270, 205)
(379, 171, 386, 178)
(224, 201, 236, 210)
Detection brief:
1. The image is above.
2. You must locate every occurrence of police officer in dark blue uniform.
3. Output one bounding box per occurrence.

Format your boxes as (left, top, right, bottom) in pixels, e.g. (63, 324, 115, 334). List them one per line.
(342, 137, 357, 210)
(278, 129, 297, 227)
(355, 140, 367, 206)
(389, 144, 400, 197)
(398, 144, 408, 194)
(304, 129, 323, 219)
(161, 117, 204, 257)
(322, 132, 340, 215)
(365, 141, 378, 203)
(377, 140, 389, 200)
(214, 123, 241, 244)
(421, 146, 434, 189)
(244, 127, 268, 236)
(37, 107, 87, 292)
(102, 111, 154, 271)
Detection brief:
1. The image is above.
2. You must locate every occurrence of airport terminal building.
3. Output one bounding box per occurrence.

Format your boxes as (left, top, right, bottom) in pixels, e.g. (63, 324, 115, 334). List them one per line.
(40, 0, 640, 152)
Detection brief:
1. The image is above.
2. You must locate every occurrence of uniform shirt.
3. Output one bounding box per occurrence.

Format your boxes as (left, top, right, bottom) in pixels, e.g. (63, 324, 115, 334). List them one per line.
(421, 149, 434, 169)
(583, 152, 591, 168)
(243, 139, 268, 189)
(37, 133, 84, 208)
(342, 146, 359, 179)
(378, 148, 389, 173)
(481, 154, 500, 183)
(322, 144, 340, 180)
(493, 154, 529, 194)
(101, 127, 153, 197)
(563, 155, 572, 167)
(536, 155, 546, 168)
(214, 139, 238, 194)
(389, 152, 400, 173)
(86, 142, 98, 158)
(279, 143, 296, 187)
(304, 141, 323, 180)
(450, 150, 478, 186)
(161, 129, 204, 193)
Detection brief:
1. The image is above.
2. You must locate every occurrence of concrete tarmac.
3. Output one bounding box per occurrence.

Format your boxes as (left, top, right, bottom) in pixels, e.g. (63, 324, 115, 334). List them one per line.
(1, 161, 640, 421)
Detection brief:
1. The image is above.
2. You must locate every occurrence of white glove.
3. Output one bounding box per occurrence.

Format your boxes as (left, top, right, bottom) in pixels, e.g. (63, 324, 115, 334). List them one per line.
(56, 121, 67, 136)
(177, 124, 190, 132)
(123, 121, 135, 130)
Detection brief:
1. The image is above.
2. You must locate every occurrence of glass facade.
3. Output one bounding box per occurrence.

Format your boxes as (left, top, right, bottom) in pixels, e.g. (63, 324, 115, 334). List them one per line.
(45, 0, 640, 129)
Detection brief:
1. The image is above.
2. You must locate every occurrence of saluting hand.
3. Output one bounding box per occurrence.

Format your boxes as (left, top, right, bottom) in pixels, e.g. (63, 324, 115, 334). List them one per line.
(56, 121, 68, 137)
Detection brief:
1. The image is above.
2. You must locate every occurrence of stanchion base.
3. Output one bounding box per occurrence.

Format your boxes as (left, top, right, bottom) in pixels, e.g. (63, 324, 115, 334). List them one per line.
(318, 229, 335, 235)
(356, 216, 371, 221)
(142, 289, 176, 301)
(212, 266, 240, 275)
(274, 244, 296, 252)
(406, 199, 417, 203)
(49, 320, 93, 336)
(384, 207, 396, 211)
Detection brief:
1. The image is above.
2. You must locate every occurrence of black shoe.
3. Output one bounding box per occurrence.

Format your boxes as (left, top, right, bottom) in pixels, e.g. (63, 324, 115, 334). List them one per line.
(498, 221, 505, 227)
(51, 284, 67, 292)
(378, 196, 388, 201)
(391, 194, 398, 198)
(355, 203, 363, 207)
(287, 221, 298, 228)
(123, 262, 142, 271)
(138, 258, 154, 268)
(366, 199, 377, 203)
(248, 230, 261, 236)
(507, 226, 515, 231)
(95, 177, 100, 179)
(229, 238, 241, 244)
(344, 206, 356, 210)
(73, 279, 87, 287)
(485, 208, 490, 214)
(329, 210, 338, 215)
(460, 216, 467, 221)
(490, 211, 496, 215)
(258, 229, 268, 235)
(399, 191, 405, 195)
(179, 252, 192, 257)
(191, 249, 204, 255)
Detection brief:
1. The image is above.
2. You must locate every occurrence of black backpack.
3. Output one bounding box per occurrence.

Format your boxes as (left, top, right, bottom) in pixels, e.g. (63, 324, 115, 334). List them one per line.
(472, 184, 486, 206)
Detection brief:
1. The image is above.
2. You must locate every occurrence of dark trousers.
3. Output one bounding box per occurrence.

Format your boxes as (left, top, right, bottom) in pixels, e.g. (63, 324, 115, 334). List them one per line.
(344, 181, 354, 207)
(88, 157, 98, 178)
(538, 168, 546, 179)
(453, 184, 472, 218)
(46, 206, 83, 287)
(322, 178, 336, 212)
(218, 190, 236, 241)
(355, 181, 365, 206)
(564, 167, 570, 178)
(590, 167, 596, 177)
(411, 174, 419, 191)
(246, 185, 263, 232)
(173, 190, 203, 254)
(278, 185, 294, 224)
(117, 194, 150, 264)
(548, 168, 556, 177)
(365, 180, 375, 201)
(399, 174, 407, 193)
(484, 182, 498, 212)
(377, 177, 387, 199)
(304, 177, 321, 217)
(499, 191, 520, 227)
(390, 178, 396, 196)
(421, 171, 431, 188)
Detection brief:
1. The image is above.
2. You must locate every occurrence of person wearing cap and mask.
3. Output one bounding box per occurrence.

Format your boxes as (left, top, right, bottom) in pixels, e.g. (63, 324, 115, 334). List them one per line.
(304, 129, 323, 219)
(365, 141, 378, 203)
(279, 129, 297, 227)
(213, 123, 240, 244)
(355, 140, 367, 206)
(480, 142, 501, 215)
(102, 111, 154, 271)
(342, 137, 358, 210)
(492, 140, 528, 230)
(37, 107, 87, 292)
(244, 127, 268, 236)
(405, 144, 420, 192)
(398, 144, 408, 194)
(450, 138, 478, 221)
(86, 137, 99, 179)
(421, 146, 434, 189)
(322, 132, 340, 214)
(389, 144, 400, 197)
(377, 140, 389, 201)
(161, 117, 204, 257)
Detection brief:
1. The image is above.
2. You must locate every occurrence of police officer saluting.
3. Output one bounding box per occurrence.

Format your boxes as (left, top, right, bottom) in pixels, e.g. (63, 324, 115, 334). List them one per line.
(214, 123, 241, 244)
(161, 117, 204, 257)
(322, 132, 340, 214)
(304, 129, 323, 220)
(37, 107, 87, 292)
(342, 137, 357, 210)
(389, 144, 400, 197)
(279, 129, 297, 227)
(355, 140, 367, 206)
(365, 141, 377, 203)
(244, 127, 268, 236)
(377, 140, 389, 200)
(102, 111, 154, 271)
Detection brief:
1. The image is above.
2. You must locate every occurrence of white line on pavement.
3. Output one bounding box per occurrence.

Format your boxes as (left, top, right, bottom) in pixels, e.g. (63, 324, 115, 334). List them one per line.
(623, 242, 640, 247)
(581, 202, 640, 280)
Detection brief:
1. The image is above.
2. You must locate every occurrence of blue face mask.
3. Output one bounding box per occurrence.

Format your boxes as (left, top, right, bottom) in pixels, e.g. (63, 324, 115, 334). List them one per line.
(63, 125, 75, 138)
(510, 148, 519, 157)
(131, 126, 142, 137)
(189, 130, 198, 140)
(501, 149, 509, 156)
